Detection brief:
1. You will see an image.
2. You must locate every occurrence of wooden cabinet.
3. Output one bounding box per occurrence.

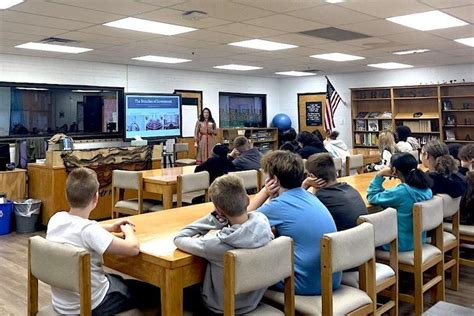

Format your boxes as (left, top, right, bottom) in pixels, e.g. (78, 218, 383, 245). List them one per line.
(0, 169, 26, 200)
(216, 128, 278, 153)
(440, 84, 474, 143)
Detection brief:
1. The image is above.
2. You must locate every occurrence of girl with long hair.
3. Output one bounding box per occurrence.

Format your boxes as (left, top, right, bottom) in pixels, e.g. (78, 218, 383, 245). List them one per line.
(373, 131, 399, 171)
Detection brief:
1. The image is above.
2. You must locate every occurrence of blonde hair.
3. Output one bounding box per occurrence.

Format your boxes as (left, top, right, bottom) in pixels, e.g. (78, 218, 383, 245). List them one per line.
(208, 174, 248, 217)
(379, 131, 399, 154)
(66, 167, 99, 208)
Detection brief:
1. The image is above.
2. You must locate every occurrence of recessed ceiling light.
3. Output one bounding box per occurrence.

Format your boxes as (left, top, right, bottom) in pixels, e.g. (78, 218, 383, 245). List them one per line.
(213, 64, 262, 71)
(368, 62, 413, 69)
(326, 0, 345, 3)
(15, 42, 92, 54)
(229, 39, 297, 51)
(16, 87, 49, 91)
(0, 0, 23, 10)
(393, 49, 430, 55)
(310, 53, 365, 62)
(275, 71, 316, 77)
(132, 55, 191, 64)
(386, 10, 467, 31)
(454, 37, 474, 47)
(72, 90, 103, 93)
(104, 17, 197, 36)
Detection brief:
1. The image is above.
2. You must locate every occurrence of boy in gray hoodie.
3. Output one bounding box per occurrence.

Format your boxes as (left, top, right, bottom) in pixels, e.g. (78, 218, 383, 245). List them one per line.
(174, 174, 274, 314)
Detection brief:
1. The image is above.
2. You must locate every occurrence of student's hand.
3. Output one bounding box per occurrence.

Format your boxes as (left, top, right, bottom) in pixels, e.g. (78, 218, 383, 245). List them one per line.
(229, 148, 240, 158)
(211, 209, 228, 224)
(377, 167, 395, 178)
(120, 224, 136, 236)
(265, 178, 280, 198)
(303, 176, 327, 190)
(107, 219, 136, 233)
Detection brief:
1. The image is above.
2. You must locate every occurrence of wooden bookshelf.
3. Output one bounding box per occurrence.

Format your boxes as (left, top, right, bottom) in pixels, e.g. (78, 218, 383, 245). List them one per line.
(216, 127, 278, 153)
(441, 84, 474, 143)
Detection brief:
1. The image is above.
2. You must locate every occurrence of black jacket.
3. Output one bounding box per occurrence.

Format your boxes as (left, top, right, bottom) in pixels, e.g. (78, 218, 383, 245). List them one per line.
(427, 171, 467, 198)
(195, 156, 236, 184)
(297, 143, 328, 159)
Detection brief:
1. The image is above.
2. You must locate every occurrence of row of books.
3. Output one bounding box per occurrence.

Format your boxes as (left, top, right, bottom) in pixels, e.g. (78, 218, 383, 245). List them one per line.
(402, 121, 432, 132)
(356, 112, 392, 119)
(354, 133, 379, 146)
(355, 119, 392, 132)
(415, 135, 440, 145)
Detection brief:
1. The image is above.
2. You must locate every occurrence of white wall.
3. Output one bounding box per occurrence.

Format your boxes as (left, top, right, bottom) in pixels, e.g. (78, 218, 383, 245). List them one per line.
(278, 63, 474, 147)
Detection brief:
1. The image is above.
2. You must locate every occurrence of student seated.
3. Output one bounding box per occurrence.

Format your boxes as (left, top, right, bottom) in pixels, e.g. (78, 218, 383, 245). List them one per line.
(248, 150, 340, 295)
(323, 130, 350, 171)
(46, 168, 159, 315)
(296, 131, 328, 159)
(228, 136, 263, 170)
(194, 143, 235, 184)
(459, 144, 474, 225)
(367, 153, 433, 251)
(303, 153, 368, 231)
(421, 139, 466, 198)
(448, 143, 469, 176)
(174, 174, 273, 314)
(279, 141, 298, 152)
(396, 125, 420, 152)
(373, 131, 400, 171)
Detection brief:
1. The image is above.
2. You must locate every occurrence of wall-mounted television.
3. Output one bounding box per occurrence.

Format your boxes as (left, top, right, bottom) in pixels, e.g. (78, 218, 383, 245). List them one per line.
(125, 93, 182, 140)
(219, 92, 267, 128)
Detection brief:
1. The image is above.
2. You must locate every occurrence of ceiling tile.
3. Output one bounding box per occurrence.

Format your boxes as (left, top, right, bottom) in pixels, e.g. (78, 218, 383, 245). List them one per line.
(207, 23, 285, 37)
(418, 0, 474, 9)
(428, 24, 474, 40)
(136, 0, 188, 7)
(137, 7, 231, 28)
(382, 32, 446, 45)
(0, 21, 66, 37)
(176, 29, 248, 43)
(263, 33, 331, 46)
(170, 0, 274, 22)
(244, 14, 326, 32)
(232, 0, 325, 13)
(443, 5, 474, 23)
(49, 0, 159, 15)
(0, 31, 44, 42)
(12, 0, 123, 24)
(339, 19, 411, 37)
(308, 41, 366, 52)
(287, 4, 377, 26)
(57, 31, 137, 45)
(148, 36, 215, 49)
(0, 11, 92, 31)
(340, 0, 433, 19)
(78, 25, 163, 40)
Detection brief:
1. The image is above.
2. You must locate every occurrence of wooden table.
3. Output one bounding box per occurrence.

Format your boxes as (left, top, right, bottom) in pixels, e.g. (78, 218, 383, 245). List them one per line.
(142, 166, 196, 210)
(0, 168, 26, 200)
(102, 202, 212, 316)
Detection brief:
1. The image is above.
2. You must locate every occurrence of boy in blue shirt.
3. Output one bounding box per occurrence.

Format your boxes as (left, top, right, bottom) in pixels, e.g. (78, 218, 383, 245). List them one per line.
(248, 150, 341, 295)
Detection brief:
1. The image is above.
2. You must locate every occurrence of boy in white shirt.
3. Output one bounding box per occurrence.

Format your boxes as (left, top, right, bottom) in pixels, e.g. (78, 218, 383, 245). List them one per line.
(47, 167, 159, 315)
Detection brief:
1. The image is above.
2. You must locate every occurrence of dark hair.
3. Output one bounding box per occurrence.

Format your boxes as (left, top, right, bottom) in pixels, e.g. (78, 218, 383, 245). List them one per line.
(280, 128, 297, 143)
(297, 131, 323, 148)
(199, 107, 215, 123)
(391, 153, 433, 189)
(459, 144, 474, 162)
(463, 171, 474, 208)
(212, 144, 229, 158)
(396, 126, 412, 142)
(448, 143, 463, 161)
(279, 141, 297, 152)
(306, 153, 337, 182)
(312, 129, 325, 143)
(329, 130, 339, 140)
(423, 139, 457, 176)
(261, 150, 304, 189)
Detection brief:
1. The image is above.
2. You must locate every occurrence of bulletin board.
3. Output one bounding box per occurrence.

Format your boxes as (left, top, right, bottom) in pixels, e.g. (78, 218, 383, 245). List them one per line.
(297, 93, 327, 136)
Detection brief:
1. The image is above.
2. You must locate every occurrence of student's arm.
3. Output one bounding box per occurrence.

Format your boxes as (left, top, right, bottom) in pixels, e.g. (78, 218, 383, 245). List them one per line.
(367, 170, 400, 207)
(175, 212, 228, 239)
(82, 222, 139, 257)
(102, 219, 135, 233)
(105, 224, 140, 256)
(247, 178, 279, 211)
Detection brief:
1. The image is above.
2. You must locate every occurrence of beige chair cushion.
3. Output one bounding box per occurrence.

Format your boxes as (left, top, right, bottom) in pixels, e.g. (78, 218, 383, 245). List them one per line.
(376, 244, 442, 265)
(38, 305, 156, 316)
(342, 263, 395, 288)
(444, 223, 474, 237)
(443, 231, 456, 244)
(229, 170, 259, 190)
(326, 223, 375, 272)
(180, 171, 209, 193)
(113, 170, 142, 190)
(246, 303, 284, 315)
(38, 305, 60, 316)
(416, 196, 443, 232)
(115, 199, 157, 211)
(175, 158, 196, 165)
(348, 154, 364, 169)
(174, 143, 188, 153)
(30, 236, 86, 292)
(265, 285, 372, 316)
(438, 194, 461, 218)
(359, 208, 397, 247)
(174, 191, 206, 204)
(334, 157, 343, 172)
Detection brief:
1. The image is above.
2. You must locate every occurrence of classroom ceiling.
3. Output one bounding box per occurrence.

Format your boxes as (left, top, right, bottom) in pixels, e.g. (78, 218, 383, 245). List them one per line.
(0, 0, 473, 77)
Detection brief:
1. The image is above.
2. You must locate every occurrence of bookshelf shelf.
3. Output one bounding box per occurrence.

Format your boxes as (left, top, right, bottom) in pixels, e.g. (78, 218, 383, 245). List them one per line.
(443, 109, 474, 112)
(352, 98, 390, 101)
(442, 95, 474, 98)
(394, 96, 438, 100)
(395, 112, 439, 120)
(444, 125, 474, 128)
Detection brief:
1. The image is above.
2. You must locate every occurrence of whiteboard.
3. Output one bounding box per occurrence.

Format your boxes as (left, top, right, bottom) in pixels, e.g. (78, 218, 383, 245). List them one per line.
(182, 105, 198, 137)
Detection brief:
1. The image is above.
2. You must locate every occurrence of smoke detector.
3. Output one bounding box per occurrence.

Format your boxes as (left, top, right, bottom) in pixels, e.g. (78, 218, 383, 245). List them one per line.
(182, 10, 208, 21)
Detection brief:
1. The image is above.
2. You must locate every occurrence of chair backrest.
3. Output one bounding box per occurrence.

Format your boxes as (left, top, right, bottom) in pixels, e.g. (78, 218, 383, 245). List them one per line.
(178, 171, 210, 194)
(112, 170, 142, 190)
(346, 154, 364, 175)
(324, 222, 375, 273)
(224, 236, 294, 316)
(28, 236, 91, 314)
(229, 170, 260, 190)
(414, 196, 443, 232)
(437, 193, 461, 218)
(174, 142, 188, 153)
(358, 208, 397, 247)
(409, 150, 419, 163)
(333, 157, 342, 172)
(303, 159, 308, 174)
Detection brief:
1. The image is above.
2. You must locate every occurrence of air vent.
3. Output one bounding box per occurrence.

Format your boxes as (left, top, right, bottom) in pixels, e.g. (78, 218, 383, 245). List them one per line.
(39, 37, 78, 44)
(299, 27, 370, 41)
(182, 10, 208, 21)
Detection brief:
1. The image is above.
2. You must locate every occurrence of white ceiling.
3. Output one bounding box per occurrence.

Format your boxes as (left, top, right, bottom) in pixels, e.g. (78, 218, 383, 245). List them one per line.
(0, 0, 473, 77)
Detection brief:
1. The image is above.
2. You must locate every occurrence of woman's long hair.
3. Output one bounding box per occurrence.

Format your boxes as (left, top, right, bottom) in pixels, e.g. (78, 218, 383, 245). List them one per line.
(199, 107, 215, 123)
(379, 131, 399, 155)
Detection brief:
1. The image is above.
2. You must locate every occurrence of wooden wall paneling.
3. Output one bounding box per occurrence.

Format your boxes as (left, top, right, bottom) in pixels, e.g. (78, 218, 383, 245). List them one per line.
(0, 169, 26, 201)
(175, 90, 203, 159)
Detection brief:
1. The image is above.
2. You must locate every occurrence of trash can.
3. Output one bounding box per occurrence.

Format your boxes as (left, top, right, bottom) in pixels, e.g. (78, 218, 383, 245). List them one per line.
(0, 201, 13, 235)
(13, 199, 41, 233)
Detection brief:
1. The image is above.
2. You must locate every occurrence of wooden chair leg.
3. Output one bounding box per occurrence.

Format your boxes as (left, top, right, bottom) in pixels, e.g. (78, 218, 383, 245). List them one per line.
(414, 270, 424, 316)
(450, 247, 459, 291)
(389, 281, 398, 316)
(436, 261, 445, 302)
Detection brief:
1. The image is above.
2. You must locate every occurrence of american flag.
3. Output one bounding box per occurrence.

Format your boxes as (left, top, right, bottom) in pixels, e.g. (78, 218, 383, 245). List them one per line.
(324, 76, 343, 133)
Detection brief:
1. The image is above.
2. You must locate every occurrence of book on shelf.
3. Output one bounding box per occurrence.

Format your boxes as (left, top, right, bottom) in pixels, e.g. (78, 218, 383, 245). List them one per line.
(355, 120, 367, 131)
(367, 119, 379, 131)
(402, 121, 431, 133)
(355, 132, 379, 146)
(378, 112, 392, 119)
(415, 135, 440, 145)
(381, 120, 392, 131)
(445, 130, 456, 141)
(367, 112, 381, 118)
(356, 112, 369, 119)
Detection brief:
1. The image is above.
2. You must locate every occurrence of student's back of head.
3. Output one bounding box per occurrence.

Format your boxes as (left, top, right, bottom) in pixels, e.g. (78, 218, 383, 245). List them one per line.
(306, 153, 337, 183)
(459, 144, 474, 171)
(448, 143, 463, 162)
(233, 136, 250, 153)
(391, 153, 433, 190)
(261, 150, 304, 189)
(396, 125, 412, 142)
(422, 139, 458, 176)
(212, 143, 229, 158)
(297, 131, 323, 148)
(328, 130, 339, 140)
(279, 141, 297, 152)
(66, 167, 99, 208)
(208, 174, 248, 217)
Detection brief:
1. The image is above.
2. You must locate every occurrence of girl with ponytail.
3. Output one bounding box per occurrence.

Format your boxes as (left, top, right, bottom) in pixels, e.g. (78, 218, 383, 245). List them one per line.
(421, 139, 466, 198)
(459, 144, 474, 225)
(367, 153, 433, 251)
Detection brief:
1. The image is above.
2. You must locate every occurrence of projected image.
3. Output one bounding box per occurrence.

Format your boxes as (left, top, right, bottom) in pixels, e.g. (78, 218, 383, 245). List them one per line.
(126, 115, 145, 132)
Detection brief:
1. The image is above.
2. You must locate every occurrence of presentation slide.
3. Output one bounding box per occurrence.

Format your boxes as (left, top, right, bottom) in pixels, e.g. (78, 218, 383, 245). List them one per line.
(125, 94, 181, 139)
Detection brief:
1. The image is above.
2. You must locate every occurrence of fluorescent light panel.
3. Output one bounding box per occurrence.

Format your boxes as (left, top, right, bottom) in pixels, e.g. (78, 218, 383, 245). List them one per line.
(326, 0, 345, 3)
(0, 0, 23, 10)
(275, 71, 316, 77)
(229, 39, 297, 51)
(310, 53, 365, 62)
(15, 42, 92, 54)
(368, 62, 413, 69)
(16, 87, 48, 91)
(454, 37, 474, 47)
(214, 64, 262, 71)
(72, 90, 102, 93)
(132, 55, 191, 64)
(393, 49, 430, 55)
(104, 17, 196, 36)
(386, 10, 467, 31)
